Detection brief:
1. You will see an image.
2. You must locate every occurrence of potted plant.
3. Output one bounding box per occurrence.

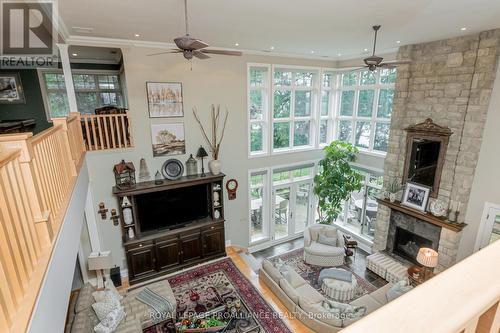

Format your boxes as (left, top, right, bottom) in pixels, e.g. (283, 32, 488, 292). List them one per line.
(386, 178, 403, 203)
(314, 141, 363, 225)
(193, 105, 229, 175)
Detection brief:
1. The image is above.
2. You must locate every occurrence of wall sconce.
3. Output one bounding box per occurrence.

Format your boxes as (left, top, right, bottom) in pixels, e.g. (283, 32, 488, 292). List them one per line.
(98, 202, 108, 219)
(110, 209, 120, 226)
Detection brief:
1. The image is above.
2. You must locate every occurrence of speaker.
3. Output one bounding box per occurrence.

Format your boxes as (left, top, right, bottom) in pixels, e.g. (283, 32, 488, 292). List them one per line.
(110, 267, 122, 287)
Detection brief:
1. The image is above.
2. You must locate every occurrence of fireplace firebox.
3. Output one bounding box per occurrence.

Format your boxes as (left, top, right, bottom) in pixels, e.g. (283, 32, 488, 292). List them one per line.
(393, 227, 433, 264)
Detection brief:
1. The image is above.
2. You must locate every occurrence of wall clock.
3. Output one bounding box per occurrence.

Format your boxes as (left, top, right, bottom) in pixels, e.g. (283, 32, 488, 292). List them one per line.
(226, 179, 238, 200)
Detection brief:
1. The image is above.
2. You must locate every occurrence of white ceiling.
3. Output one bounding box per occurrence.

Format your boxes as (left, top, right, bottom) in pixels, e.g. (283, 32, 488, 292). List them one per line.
(59, 0, 500, 59)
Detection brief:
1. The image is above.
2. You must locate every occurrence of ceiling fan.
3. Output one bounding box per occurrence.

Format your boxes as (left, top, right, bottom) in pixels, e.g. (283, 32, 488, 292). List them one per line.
(148, 0, 242, 60)
(351, 25, 411, 71)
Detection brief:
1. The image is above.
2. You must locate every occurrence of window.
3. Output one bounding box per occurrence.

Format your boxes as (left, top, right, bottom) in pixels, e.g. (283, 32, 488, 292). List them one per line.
(333, 165, 383, 240)
(249, 163, 316, 245)
(335, 68, 395, 153)
(248, 65, 270, 155)
(247, 64, 395, 156)
(40, 71, 125, 119)
(249, 170, 269, 243)
(272, 68, 317, 151)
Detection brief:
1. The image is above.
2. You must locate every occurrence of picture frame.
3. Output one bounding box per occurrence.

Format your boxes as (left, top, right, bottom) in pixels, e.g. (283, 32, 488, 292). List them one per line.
(151, 123, 186, 157)
(0, 73, 25, 104)
(146, 82, 183, 118)
(401, 182, 431, 212)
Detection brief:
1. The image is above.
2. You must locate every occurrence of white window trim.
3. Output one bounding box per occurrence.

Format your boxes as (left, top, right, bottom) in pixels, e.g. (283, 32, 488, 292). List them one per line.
(37, 68, 124, 121)
(248, 63, 271, 158)
(248, 167, 271, 246)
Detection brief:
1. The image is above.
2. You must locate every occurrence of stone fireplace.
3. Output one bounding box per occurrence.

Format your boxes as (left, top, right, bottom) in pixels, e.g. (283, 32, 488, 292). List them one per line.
(372, 29, 500, 272)
(386, 211, 441, 265)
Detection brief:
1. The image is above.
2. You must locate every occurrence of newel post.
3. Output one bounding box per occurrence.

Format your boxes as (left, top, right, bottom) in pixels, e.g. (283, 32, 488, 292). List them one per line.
(0, 134, 53, 247)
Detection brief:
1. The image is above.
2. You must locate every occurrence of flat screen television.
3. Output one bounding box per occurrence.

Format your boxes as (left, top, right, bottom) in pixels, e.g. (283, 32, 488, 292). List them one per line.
(135, 184, 209, 233)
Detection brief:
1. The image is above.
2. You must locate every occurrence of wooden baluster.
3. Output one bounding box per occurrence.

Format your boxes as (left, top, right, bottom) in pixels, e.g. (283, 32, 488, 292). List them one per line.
(103, 116, 110, 149)
(32, 145, 55, 225)
(120, 115, 127, 148)
(0, 289, 12, 330)
(109, 115, 116, 149)
(126, 112, 134, 147)
(90, 116, 98, 151)
(115, 115, 122, 148)
(96, 115, 104, 150)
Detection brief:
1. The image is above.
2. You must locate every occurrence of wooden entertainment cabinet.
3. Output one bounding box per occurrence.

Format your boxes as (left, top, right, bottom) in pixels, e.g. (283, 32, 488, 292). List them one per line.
(113, 173, 226, 284)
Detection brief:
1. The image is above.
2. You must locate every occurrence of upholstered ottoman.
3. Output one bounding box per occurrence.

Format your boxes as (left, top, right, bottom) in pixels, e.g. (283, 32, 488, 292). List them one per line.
(320, 270, 358, 302)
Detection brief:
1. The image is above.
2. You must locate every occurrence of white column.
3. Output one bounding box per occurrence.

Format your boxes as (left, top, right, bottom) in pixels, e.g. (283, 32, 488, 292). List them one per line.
(56, 43, 78, 113)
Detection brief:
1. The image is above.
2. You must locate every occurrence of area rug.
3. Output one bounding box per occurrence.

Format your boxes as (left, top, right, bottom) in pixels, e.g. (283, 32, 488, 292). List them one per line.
(143, 257, 291, 333)
(268, 248, 377, 302)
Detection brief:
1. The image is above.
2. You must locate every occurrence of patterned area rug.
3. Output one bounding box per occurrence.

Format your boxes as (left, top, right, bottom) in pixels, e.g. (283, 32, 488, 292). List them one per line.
(144, 257, 291, 333)
(269, 248, 376, 302)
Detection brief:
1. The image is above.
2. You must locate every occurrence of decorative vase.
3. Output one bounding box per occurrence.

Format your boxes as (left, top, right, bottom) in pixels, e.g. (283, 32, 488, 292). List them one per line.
(123, 207, 133, 225)
(128, 227, 135, 239)
(208, 159, 221, 175)
(138, 158, 150, 182)
(389, 192, 397, 203)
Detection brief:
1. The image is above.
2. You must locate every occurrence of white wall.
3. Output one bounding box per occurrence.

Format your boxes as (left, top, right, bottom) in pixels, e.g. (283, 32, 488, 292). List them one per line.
(459, 55, 500, 260)
(84, 48, 386, 269)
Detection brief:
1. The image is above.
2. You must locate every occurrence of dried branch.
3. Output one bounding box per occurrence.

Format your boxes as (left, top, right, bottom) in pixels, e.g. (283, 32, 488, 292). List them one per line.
(193, 104, 229, 160)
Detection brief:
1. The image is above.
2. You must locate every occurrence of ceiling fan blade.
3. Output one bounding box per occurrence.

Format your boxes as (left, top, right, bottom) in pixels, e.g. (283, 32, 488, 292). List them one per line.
(200, 49, 242, 56)
(381, 59, 412, 65)
(193, 50, 210, 59)
(147, 50, 182, 56)
(188, 39, 209, 50)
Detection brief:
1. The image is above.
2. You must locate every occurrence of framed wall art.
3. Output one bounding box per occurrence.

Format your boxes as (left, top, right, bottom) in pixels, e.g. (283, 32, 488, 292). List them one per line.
(0, 73, 25, 104)
(401, 182, 431, 212)
(151, 123, 186, 157)
(146, 82, 183, 118)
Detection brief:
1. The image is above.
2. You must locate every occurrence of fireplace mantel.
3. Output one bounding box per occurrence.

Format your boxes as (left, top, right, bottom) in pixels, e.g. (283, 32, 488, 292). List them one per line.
(377, 198, 466, 232)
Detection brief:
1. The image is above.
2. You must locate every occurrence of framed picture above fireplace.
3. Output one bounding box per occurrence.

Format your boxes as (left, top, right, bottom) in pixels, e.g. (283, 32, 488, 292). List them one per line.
(402, 182, 431, 212)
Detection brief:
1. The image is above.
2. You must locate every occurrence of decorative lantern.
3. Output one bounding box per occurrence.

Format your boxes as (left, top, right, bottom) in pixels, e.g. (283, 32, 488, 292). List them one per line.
(186, 154, 198, 177)
(113, 160, 136, 189)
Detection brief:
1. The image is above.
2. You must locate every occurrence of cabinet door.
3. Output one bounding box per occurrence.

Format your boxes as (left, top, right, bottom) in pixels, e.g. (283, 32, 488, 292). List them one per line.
(156, 238, 180, 271)
(180, 232, 202, 264)
(202, 225, 225, 257)
(127, 243, 156, 279)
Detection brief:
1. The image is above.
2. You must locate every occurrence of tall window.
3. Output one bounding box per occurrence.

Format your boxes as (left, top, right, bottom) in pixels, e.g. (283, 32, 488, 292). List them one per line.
(247, 64, 396, 156)
(249, 170, 268, 243)
(40, 71, 125, 118)
(248, 65, 270, 155)
(272, 68, 318, 151)
(335, 68, 395, 153)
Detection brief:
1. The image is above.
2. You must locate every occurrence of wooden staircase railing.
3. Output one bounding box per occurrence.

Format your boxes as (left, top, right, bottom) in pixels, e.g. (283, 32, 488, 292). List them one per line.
(0, 112, 86, 333)
(80, 112, 133, 151)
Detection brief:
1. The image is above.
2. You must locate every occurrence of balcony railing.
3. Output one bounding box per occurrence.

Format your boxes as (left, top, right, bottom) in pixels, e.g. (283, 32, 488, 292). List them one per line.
(342, 239, 500, 333)
(0, 113, 85, 333)
(80, 112, 133, 150)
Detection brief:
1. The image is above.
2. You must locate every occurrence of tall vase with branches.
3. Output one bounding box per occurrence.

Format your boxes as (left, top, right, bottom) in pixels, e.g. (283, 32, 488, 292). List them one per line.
(193, 105, 229, 175)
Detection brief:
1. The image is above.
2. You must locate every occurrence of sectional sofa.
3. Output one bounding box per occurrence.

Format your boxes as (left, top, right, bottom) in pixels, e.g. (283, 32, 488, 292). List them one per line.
(260, 259, 393, 333)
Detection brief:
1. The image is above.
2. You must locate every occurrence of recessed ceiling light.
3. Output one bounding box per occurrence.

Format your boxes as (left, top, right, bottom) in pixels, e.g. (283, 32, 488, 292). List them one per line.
(72, 53, 78, 56)
(364, 48, 369, 52)
(461, 27, 467, 31)
(270, 46, 275, 50)
(134, 33, 141, 37)
(337, 53, 342, 57)
(310, 50, 315, 54)
(396, 40, 401, 44)
(235, 43, 239, 46)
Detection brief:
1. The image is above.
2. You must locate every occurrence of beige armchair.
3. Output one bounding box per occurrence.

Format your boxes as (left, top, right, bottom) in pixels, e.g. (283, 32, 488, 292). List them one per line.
(303, 224, 345, 267)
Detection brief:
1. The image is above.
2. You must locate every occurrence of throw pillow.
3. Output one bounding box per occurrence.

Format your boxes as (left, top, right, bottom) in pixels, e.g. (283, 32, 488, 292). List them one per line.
(322, 299, 366, 321)
(92, 298, 121, 321)
(274, 259, 292, 281)
(75, 283, 96, 313)
(94, 306, 126, 333)
(317, 234, 337, 247)
(386, 279, 413, 302)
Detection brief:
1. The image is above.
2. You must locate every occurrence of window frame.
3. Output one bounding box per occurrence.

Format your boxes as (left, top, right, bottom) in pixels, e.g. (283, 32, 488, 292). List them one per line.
(247, 63, 271, 157)
(37, 68, 125, 121)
